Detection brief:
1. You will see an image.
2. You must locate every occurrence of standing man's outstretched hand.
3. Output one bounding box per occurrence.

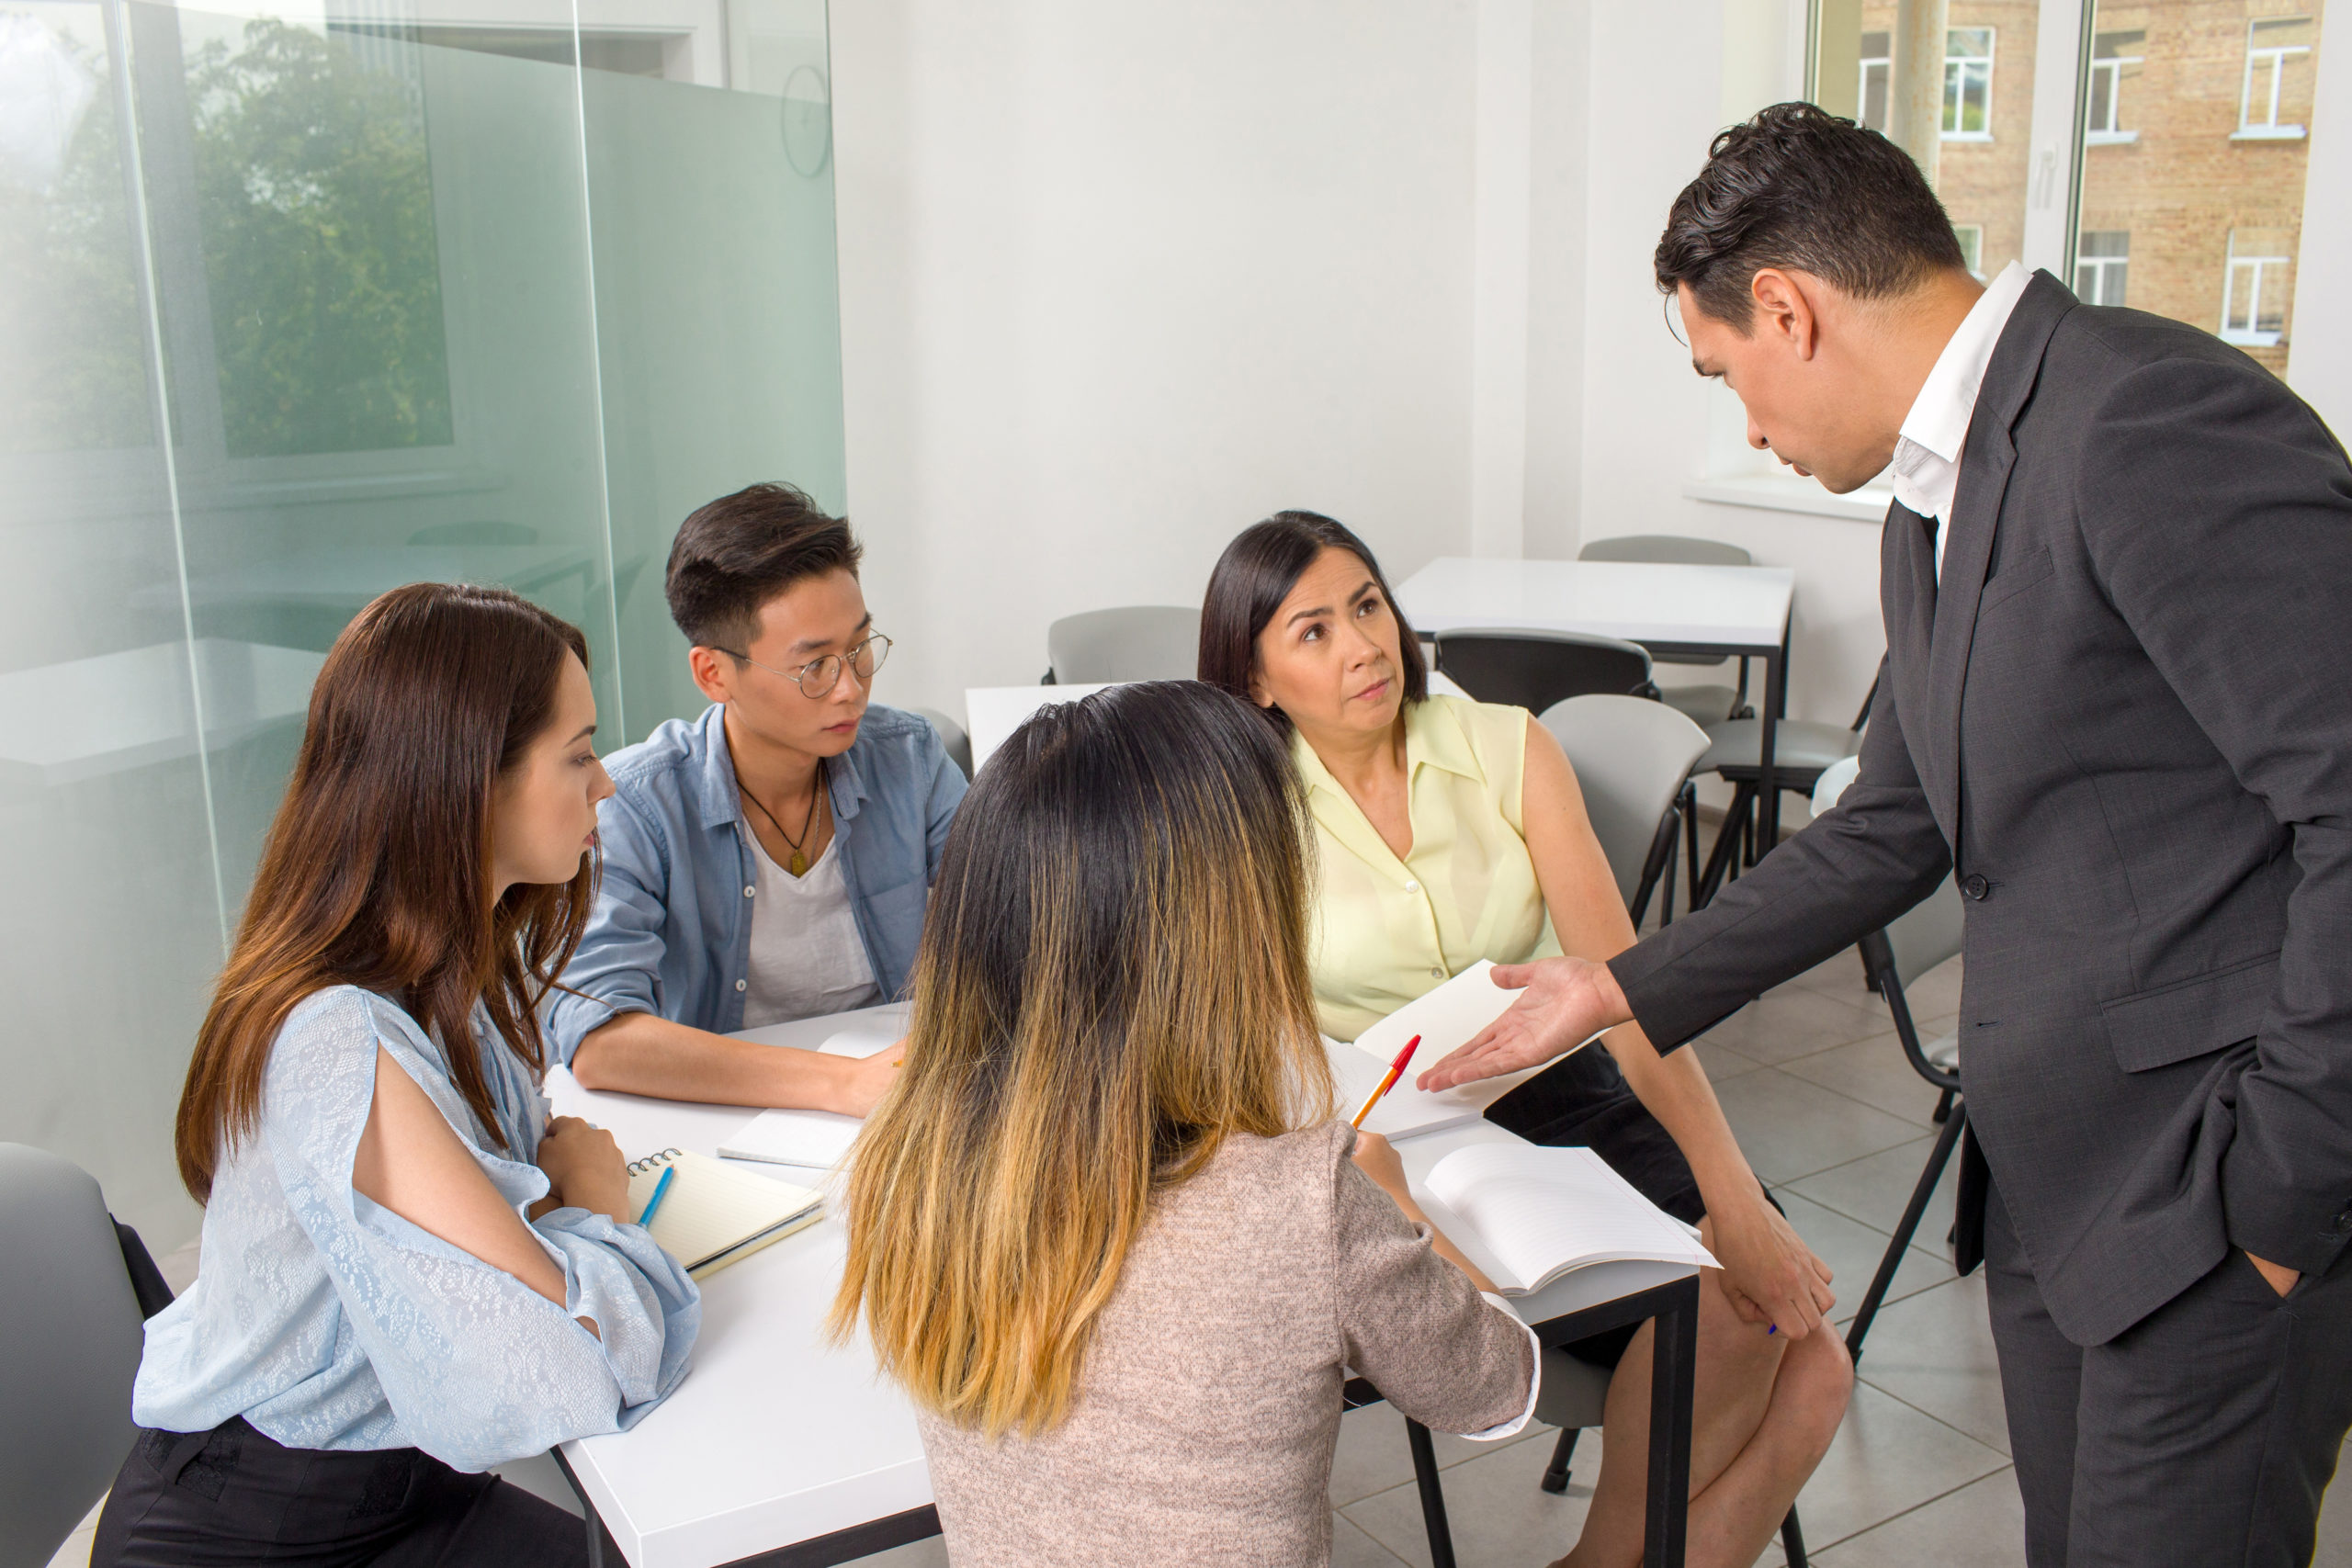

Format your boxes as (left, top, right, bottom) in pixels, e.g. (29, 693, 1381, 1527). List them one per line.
(1416, 957, 1636, 1091)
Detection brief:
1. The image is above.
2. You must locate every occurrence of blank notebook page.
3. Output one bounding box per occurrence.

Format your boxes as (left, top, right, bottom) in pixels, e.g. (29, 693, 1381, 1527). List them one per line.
(625, 1151, 820, 1269)
(1424, 1144, 1712, 1292)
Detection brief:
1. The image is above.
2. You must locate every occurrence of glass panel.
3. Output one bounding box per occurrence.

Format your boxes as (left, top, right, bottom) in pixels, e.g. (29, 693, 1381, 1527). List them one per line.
(1944, 27, 1996, 138)
(582, 0, 846, 739)
(0, 0, 844, 1254)
(0, 0, 224, 1248)
(2078, 3, 2324, 378)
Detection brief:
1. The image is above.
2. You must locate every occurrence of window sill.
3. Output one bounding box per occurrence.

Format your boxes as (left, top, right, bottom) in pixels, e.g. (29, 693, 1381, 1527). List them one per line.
(2231, 125, 2306, 141)
(1685, 475, 1891, 523)
(2220, 331, 2284, 347)
(2085, 130, 2139, 145)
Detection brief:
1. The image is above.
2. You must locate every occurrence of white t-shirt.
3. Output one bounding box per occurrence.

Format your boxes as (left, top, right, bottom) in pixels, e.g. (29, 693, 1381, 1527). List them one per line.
(740, 827, 883, 1029)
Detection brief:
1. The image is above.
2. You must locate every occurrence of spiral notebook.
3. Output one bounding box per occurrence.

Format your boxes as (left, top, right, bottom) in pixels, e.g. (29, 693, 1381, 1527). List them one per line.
(625, 1149, 825, 1280)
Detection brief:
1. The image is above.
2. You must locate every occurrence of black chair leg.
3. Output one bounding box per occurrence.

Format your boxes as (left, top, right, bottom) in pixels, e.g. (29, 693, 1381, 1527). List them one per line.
(1541, 1426, 1580, 1494)
(1845, 1102, 1967, 1363)
(1694, 783, 1757, 908)
(1682, 783, 1702, 912)
(1405, 1417, 1457, 1568)
(1931, 1086, 1954, 1125)
(1660, 824, 1679, 928)
(1781, 1504, 1808, 1566)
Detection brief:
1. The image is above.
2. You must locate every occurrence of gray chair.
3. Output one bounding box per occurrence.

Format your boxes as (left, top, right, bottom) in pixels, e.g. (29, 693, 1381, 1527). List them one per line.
(1041, 606, 1201, 684)
(907, 705, 974, 780)
(1577, 536, 1756, 728)
(1691, 672, 1880, 910)
(1432, 628, 1659, 716)
(1539, 694, 1710, 929)
(2, 1144, 175, 1568)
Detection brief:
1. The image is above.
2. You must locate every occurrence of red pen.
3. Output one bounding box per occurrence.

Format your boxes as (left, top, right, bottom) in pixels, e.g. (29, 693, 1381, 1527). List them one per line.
(1351, 1035, 1422, 1129)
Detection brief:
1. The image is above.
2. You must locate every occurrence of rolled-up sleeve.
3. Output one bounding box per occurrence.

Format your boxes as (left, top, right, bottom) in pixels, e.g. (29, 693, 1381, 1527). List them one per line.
(547, 791, 673, 1065)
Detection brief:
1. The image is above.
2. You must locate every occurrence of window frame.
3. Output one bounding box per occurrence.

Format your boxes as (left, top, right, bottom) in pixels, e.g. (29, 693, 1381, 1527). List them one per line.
(2220, 242, 2292, 347)
(2074, 231, 2129, 306)
(2085, 28, 2143, 144)
(2236, 17, 2314, 140)
(1943, 26, 1996, 141)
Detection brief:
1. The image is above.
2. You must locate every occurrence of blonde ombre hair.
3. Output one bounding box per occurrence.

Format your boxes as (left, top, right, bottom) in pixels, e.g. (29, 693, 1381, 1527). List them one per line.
(830, 681, 1334, 1438)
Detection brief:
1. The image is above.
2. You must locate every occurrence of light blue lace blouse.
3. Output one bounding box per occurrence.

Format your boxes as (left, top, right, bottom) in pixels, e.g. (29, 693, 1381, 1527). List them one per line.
(133, 986, 700, 1472)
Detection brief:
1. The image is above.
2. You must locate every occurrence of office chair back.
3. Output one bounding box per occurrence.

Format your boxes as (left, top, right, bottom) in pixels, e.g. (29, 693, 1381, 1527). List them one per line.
(1044, 606, 1201, 684)
(907, 705, 974, 780)
(0, 1144, 163, 1568)
(1576, 535, 1753, 568)
(1433, 629, 1656, 716)
(1540, 695, 1708, 909)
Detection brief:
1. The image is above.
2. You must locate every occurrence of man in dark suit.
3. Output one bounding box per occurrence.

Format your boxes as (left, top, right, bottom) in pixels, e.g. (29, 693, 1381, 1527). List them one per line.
(1421, 103, 2352, 1565)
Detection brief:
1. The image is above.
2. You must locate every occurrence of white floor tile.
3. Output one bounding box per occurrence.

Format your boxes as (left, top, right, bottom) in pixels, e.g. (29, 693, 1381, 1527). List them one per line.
(1711, 1068, 1927, 1186)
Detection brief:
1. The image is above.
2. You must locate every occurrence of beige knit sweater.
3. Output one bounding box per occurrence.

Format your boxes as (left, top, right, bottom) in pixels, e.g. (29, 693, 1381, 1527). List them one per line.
(915, 1122, 1534, 1567)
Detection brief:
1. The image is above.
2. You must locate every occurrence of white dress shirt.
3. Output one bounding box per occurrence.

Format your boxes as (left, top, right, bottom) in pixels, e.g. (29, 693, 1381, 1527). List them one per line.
(1889, 260, 2030, 578)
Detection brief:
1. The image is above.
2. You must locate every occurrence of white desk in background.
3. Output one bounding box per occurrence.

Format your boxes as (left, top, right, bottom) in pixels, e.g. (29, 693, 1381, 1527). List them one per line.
(548, 1006, 1703, 1568)
(962, 683, 1109, 773)
(0, 639, 325, 786)
(1395, 555, 1800, 843)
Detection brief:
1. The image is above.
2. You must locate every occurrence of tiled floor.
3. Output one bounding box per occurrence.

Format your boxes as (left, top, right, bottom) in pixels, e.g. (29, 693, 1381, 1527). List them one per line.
(43, 948, 2352, 1568)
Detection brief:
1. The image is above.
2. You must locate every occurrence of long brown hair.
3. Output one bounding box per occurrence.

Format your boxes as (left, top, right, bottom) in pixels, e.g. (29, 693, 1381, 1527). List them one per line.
(1196, 510, 1428, 730)
(831, 682, 1332, 1438)
(175, 583, 596, 1202)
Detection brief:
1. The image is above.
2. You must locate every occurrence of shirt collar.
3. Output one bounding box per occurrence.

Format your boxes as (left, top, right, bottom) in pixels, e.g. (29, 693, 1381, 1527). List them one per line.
(1890, 262, 2031, 520)
(1290, 697, 1482, 803)
(694, 702, 869, 829)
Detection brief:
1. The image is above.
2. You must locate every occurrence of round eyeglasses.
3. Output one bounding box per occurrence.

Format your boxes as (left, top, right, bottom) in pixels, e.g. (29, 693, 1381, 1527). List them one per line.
(721, 631, 892, 698)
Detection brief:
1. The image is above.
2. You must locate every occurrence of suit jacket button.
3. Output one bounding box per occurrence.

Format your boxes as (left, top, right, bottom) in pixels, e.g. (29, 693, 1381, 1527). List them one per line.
(1962, 874, 1991, 900)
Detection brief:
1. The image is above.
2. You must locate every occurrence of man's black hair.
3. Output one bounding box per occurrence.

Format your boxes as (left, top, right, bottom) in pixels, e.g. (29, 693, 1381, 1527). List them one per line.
(663, 482, 862, 653)
(1656, 100, 1968, 332)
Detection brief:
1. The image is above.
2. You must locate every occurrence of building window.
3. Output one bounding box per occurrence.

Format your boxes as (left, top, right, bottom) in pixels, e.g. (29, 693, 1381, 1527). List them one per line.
(2221, 236, 2292, 346)
(1944, 28, 1995, 139)
(2075, 231, 2129, 305)
(2086, 29, 2145, 144)
(2237, 17, 2314, 139)
(1858, 31, 1892, 133)
(1953, 224, 1984, 277)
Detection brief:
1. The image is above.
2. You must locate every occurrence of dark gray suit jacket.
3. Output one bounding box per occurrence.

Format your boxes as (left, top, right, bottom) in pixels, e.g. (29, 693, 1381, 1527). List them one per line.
(1611, 271, 2352, 1347)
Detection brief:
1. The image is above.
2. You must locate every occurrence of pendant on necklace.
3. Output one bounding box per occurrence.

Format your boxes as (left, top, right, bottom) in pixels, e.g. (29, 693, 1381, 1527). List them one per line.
(789, 851, 808, 876)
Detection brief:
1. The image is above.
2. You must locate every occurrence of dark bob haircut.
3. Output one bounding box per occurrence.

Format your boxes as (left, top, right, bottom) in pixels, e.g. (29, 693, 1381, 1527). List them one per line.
(1656, 100, 1966, 333)
(1196, 511, 1428, 732)
(664, 481, 864, 655)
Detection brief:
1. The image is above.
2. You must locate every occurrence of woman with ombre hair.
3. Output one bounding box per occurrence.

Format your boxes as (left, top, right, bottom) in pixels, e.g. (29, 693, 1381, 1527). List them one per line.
(831, 681, 1534, 1567)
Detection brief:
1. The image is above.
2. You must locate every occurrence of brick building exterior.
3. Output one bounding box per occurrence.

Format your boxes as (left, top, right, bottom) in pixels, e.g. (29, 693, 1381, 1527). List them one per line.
(1845, 1, 2322, 377)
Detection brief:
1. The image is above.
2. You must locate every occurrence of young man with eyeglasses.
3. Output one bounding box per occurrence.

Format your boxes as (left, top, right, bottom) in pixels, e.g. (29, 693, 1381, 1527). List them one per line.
(548, 482, 966, 1111)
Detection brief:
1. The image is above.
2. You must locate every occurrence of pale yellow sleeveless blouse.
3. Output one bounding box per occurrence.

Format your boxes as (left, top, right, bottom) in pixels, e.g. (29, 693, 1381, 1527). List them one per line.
(1296, 695, 1560, 1043)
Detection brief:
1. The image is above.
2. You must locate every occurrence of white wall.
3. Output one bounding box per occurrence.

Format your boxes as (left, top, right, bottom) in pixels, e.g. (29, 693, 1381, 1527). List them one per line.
(829, 0, 1483, 717)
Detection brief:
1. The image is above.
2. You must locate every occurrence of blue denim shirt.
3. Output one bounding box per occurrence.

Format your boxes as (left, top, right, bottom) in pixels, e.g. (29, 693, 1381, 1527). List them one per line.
(547, 702, 965, 1062)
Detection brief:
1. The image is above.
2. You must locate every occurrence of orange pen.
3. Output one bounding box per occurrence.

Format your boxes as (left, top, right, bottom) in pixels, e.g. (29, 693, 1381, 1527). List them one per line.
(1351, 1035, 1422, 1129)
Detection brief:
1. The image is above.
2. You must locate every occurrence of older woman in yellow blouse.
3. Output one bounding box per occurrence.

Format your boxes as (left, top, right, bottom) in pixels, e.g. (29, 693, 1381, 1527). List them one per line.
(1200, 512, 1851, 1568)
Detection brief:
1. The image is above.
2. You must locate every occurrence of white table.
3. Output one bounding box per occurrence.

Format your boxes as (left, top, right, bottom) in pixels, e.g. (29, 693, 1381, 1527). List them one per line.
(549, 1006, 1703, 1568)
(1395, 556, 1801, 843)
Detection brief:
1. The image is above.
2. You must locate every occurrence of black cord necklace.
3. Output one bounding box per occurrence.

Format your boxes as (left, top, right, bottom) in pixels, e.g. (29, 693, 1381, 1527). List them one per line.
(742, 760, 826, 876)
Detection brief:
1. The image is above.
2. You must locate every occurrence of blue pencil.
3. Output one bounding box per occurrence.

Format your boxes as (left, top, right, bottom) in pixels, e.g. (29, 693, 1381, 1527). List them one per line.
(637, 1165, 677, 1227)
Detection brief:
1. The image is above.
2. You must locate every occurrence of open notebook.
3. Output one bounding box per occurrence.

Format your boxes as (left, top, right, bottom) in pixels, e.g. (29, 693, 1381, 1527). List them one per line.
(1331, 960, 1599, 1141)
(1419, 1144, 1716, 1296)
(625, 1150, 823, 1280)
(716, 1020, 903, 1171)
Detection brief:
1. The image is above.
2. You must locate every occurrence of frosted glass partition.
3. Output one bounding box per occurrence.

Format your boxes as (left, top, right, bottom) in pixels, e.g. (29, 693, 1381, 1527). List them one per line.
(0, 0, 842, 1251)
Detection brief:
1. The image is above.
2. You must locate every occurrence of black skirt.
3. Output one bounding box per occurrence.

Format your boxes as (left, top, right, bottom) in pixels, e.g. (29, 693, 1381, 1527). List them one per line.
(1483, 1045, 1706, 1371)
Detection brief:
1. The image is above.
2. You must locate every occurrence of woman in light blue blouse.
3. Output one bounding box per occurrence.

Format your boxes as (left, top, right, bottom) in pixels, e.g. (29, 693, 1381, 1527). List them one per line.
(95, 585, 698, 1567)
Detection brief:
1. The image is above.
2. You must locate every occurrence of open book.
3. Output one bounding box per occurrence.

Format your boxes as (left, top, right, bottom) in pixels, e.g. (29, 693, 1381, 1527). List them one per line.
(1419, 1144, 1717, 1295)
(1331, 960, 1596, 1140)
(625, 1150, 823, 1280)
